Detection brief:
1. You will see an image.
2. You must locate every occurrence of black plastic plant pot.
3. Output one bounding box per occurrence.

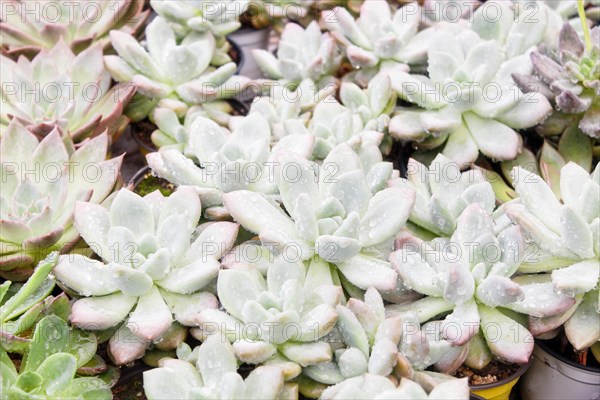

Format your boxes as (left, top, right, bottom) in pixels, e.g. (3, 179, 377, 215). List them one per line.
(470, 359, 531, 400)
(520, 340, 600, 400)
(130, 120, 158, 157)
(228, 37, 244, 76)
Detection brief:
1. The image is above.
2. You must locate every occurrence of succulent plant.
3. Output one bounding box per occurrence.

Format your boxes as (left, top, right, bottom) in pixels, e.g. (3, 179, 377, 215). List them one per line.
(0, 315, 111, 399)
(53, 186, 239, 364)
(471, 1, 564, 59)
(150, 0, 247, 37)
(0, 42, 135, 141)
(503, 162, 599, 351)
(104, 16, 250, 121)
(322, 2, 440, 86)
(253, 21, 342, 85)
(0, 0, 148, 58)
(0, 254, 58, 353)
(389, 29, 553, 166)
(242, 79, 327, 142)
(388, 154, 496, 238)
(144, 335, 291, 400)
(491, 125, 594, 201)
(321, 373, 469, 400)
(147, 112, 315, 220)
(339, 71, 397, 133)
(302, 287, 403, 385)
(0, 122, 122, 280)
(287, 99, 384, 160)
(222, 143, 416, 296)
(194, 255, 342, 368)
(387, 203, 539, 370)
(512, 23, 599, 138)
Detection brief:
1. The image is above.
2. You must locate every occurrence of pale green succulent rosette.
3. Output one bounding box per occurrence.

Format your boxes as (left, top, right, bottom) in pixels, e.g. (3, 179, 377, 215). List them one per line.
(147, 112, 315, 220)
(143, 334, 291, 400)
(0, 42, 135, 142)
(53, 186, 239, 365)
(104, 16, 251, 122)
(222, 143, 416, 299)
(340, 72, 397, 135)
(321, 374, 469, 400)
(388, 27, 553, 167)
(0, 122, 122, 280)
(389, 154, 496, 238)
(503, 162, 600, 352)
(253, 21, 342, 85)
(322, 2, 440, 87)
(0, 0, 148, 57)
(150, 0, 248, 38)
(387, 203, 543, 371)
(194, 256, 342, 371)
(472, 1, 564, 59)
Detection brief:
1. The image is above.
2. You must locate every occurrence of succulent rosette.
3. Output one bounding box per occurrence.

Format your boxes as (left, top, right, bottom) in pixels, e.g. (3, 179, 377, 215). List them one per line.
(389, 28, 553, 166)
(223, 143, 416, 297)
(513, 23, 599, 138)
(253, 21, 342, 85)
(147, 112, 315, 220)
(322, 2, 440, 86)
(53, 186, 239, 364)
(0, 0, 148, 57)
(0, 122, 122, 280)
(144, 335, 290, 400)
(194, 255, 342, 369)
(503, 162, 600, 352)
(105, 16, 251, 121)
(387, 203, 540, 370)
(1, 42, 135, 141)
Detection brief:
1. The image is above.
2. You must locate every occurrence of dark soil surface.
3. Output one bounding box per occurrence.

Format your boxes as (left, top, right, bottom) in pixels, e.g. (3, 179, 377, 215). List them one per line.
(454, 359, 521, 386)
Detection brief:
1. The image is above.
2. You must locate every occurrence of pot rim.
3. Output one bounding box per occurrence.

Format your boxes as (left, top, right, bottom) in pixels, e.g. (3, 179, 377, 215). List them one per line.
(470, 358, 532, 390)
(130, 123, 158, 153)
(128, 165, 152, 190)
(227, 37, 244, 75)
(536, 339, 600, 373)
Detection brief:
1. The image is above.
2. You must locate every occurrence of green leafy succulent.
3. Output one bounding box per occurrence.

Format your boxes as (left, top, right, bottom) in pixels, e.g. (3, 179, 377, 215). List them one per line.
(0, 315, 111, 399)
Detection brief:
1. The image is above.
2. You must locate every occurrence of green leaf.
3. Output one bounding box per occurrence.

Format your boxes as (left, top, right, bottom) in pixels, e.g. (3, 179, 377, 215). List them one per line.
(0, 281, 11, 305)
(558, 125, 592, 172)
(24, 315, 70, 372)
(65, 329, 98, 368)
(14, 371, 43, 393)
(37, 353, 77, 395)
(0, 255, 56, 321)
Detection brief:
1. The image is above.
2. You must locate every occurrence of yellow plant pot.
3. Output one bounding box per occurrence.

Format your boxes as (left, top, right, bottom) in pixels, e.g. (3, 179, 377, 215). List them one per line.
(470, 360, 531, 400)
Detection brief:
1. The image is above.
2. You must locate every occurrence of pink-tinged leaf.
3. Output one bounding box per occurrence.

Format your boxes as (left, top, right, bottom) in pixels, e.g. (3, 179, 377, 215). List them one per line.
(441, 300, 479, 346)
(109, 323, 149, 365)
(127, 286, 172, 341)
(71, 292, 137, 330)
(479, 305, 533, 364)
(565, 290, 600, 350)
